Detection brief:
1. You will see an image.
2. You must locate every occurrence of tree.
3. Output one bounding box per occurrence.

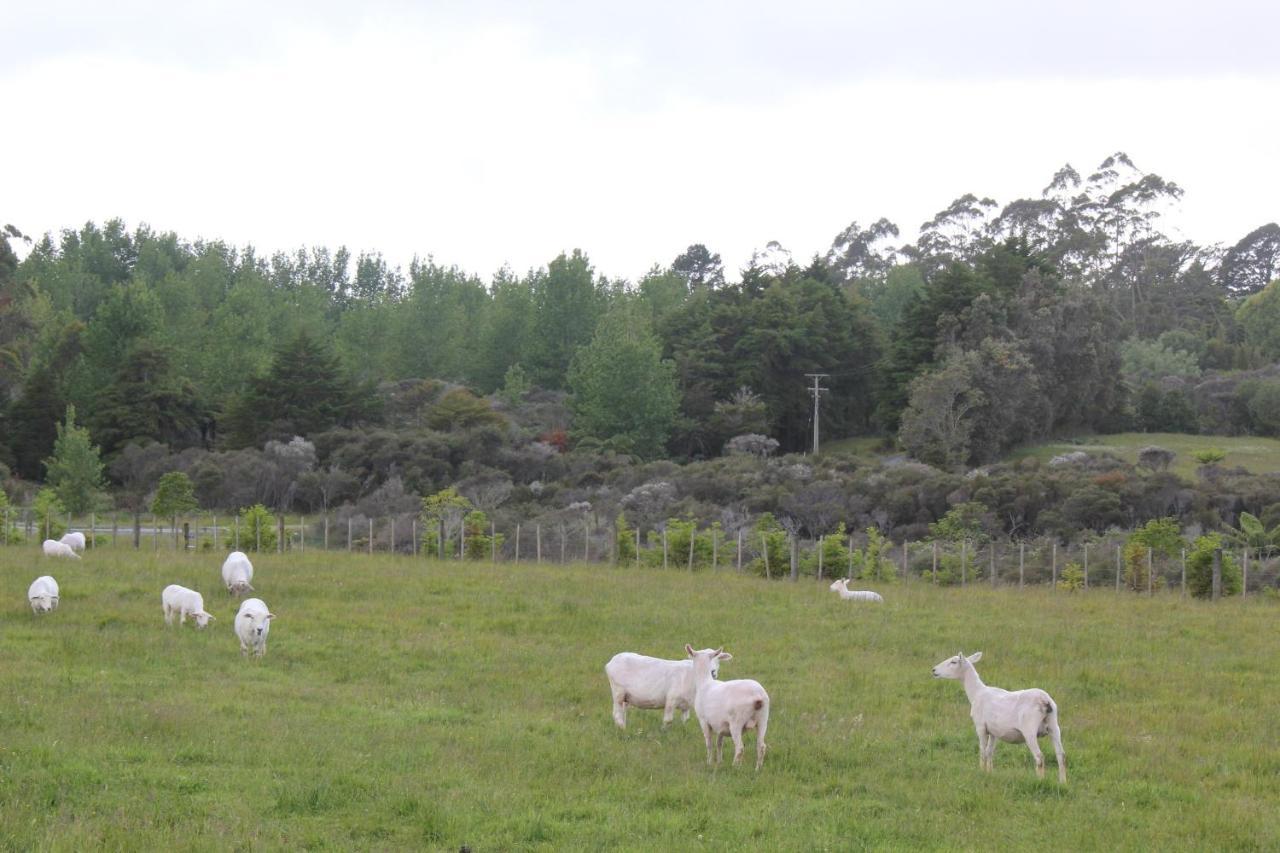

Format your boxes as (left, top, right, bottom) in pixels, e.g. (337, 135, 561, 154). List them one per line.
(1185, 534, 1241, 598)
(568, 302, 678, 460)
(825, 218, 899, 281)
(1237, 281, 1280, 360)
(1120, 338, 1200, 388)
(43, 405, 106, 513)
(1219, 223, 1280, 296)
(672, 244, 725, 290)
(898, 353, 984, 470)
(151, 471, 199, 530)
(526, 250, 604, 389)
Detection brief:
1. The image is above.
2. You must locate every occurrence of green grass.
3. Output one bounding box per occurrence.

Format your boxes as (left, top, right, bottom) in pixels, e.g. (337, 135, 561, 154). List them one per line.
(1007, 432, 1280, 479)
(1, 549, 1277, 850)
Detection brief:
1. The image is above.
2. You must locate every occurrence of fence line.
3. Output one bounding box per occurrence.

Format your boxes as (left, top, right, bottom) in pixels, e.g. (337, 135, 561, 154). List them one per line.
(2, 508, 1275, 595)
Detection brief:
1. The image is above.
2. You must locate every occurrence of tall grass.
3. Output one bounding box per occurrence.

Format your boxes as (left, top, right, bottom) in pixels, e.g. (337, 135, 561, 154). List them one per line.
(0, 549, 1276, 850)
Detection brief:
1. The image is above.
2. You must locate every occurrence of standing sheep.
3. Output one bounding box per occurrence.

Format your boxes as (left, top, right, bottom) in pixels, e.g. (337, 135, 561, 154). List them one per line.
(234, 598, 275, 657)
(605, 650, 714, 729)
(685, 645, 770, 770)
(28, 576, 60, 613)
(221, 551, 255, 596)
(42, 540, 80, 559)
(60, 531, 87, 552)
(932, 651, 1066, 783)
(161, 584, 215, 628)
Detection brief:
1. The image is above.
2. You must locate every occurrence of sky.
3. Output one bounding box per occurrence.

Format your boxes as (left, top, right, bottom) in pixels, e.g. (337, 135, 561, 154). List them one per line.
(4, 1, 1279, 281)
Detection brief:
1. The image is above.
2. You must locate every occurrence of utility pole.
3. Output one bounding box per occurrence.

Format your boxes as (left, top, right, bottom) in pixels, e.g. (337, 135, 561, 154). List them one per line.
(805, 373, 829, 455)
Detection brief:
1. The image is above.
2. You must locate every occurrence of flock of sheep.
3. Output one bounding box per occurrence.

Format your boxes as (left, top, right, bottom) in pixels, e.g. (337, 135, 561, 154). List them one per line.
(32, 534, 276, 658)
(605, 579, 1066, 782)
(27, 533, 1066, 782)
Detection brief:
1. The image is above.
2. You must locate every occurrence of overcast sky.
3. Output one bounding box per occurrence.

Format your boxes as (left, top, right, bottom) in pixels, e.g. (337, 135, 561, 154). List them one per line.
(5, 1, 1278, 281)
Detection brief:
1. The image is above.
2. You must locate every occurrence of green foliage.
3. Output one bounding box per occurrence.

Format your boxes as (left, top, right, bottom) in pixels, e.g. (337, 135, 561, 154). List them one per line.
(643, 519, 719, 570)
(615, 514, 637, 565)
(748, 513, 788, 577)
(1120, 337, 1201, 387)
(1223, 512, 1280, 556)
(33, 488, 67, 540)
(426, 389, 505, 432)
(420, 487, 473, 554)
(568, 301, 678, 460)
(1237, 280, 1280, 359)
(928, 502, 989, 544)
(233, 504, 278, 552)
(1192, 448, 1226, 466)
(497, 363, 530, 406)
(43, 404, 106, 514)
(799, 522, 852, 577)
(1123, 518, 1184, 591)
(1057, 562, 1085, 591)
(150, 471, 199, 519)
(462, 510, 502, 560)
(1185, 534, 1242, 598)
(850, 527, 897, 582)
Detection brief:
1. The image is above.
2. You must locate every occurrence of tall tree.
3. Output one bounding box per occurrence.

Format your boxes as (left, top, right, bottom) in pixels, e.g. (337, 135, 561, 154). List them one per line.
(1219, 223, 1280, 296)
(43, 404, 105, 513)
(526, 250, 603, 389)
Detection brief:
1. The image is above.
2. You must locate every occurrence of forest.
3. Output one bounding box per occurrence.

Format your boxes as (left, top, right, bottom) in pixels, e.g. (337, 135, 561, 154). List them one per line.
(2, 152, 1280, 557)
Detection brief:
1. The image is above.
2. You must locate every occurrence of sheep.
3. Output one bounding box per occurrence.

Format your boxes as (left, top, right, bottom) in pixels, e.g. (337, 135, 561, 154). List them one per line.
(829, 578, 884, 602)
(60, 531, 87, 552)
(28, 576, 59, 614)
(42, 539, 81, 559)
(234, 597, 275, 657)
(685, 644, 770, 770)
(931, 651, 1066, 783)
(604, 650, 713, 729)
(221, 551, 255, 596)
(161, 584, 215, 629)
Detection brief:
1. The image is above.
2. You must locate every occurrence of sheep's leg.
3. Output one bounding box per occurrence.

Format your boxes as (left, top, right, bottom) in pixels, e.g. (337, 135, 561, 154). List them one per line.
(1049, 720, 1067, 783)
(681, 707, 690, 724)
(702, 722, 716, 766)
(755, 711, 768, 771)
(984, 732, 996, 771)
(610, 686, 627, 729)
(662, 695, 677, 727)
(715, 732, 725, 764)
(164, 606, 174, 626)
(730, 723, 746, 766)
(239, 641, 248, 656)
(974, 726, 988, 771)
(1022, 727, 1046, 779)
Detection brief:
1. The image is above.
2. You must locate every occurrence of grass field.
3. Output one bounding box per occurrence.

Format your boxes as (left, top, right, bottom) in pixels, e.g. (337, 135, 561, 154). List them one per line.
(1, 549, 1277, 851)
(1006, 432, 1280, 479)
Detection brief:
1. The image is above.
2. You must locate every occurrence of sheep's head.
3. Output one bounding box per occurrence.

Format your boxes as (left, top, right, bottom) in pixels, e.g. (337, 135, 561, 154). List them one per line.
(932, 651, 982, 679)
(30, 595, 56, 613)
(192, 611, 215, 629)
(685, 645, 732, 680)
(828, 578, 848, 592)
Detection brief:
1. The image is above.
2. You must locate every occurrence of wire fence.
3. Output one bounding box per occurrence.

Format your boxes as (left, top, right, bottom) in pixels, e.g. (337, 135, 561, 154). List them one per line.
(4, 508, 1276, 596)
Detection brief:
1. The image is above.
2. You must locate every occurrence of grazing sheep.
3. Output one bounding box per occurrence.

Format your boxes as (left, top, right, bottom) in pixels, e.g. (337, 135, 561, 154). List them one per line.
(161, 584, 215, 629)
(604, 650, 713, 729)
(829, 578, 884, 602)
(42, 539, 80, 559)
(685, 645, 770, 770)
(932, 651, 1066, 783)
(28, 576, 60, 614)
(60, 531, 87, 552)
(234, 597, 275, 657)
(221, 551, 255, 596)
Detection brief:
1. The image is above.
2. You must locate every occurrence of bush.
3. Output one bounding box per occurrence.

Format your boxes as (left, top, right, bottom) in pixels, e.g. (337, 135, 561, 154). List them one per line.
(33, 488, 67, 541)
(463, 510, 503, 560)
(1185, 534, 1242, 598)
(746, 513, 788, 578)
(233, 504, 278, 552)
(851, 527, 897, 583)
(1057, 562, 1085, 591)
(615, 514, 637, 565)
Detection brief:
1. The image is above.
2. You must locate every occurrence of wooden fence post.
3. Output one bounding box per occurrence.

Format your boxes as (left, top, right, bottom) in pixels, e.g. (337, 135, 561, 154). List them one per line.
(1180, 548, 1186, 597)
(688, 528, 695, 572)
(301, 517, 306, 553)
(90, 512, 96, 549)
(1116, 545, 1122, 592)
(324, 514, 329, 551)
(368, 518, 374, 555)
(1212, 548, 1222, 601)
(212, 515, 218, 551)
(347, 517, 352, 552)
(411, 519, 416, 555)
(850, 534, 856, 579)
(736, 529, 743, 572)
(1019, 542, 1025, 588)
(713, 528, 719, 572)
(789, 536, 799, 581)
(391, 518, 396, 555)
(536, 524, 542, 564)
(661, 528, 668, 569)
(1243, 548, 1249, 597)
(515, 523, 521, 562)
(762, 535, 770, 579)
(903, 541, 909, 583)
(493, 522, 498, 563)
(1083, 543, 1089, 589)
(989, 543, 995, 587)
(1147, 547, 1153, 595)
(440, 519, 445, 560)
(961, 540, 967, 586)
(817, 536, 824, 581)
(932, 540, 938, 584)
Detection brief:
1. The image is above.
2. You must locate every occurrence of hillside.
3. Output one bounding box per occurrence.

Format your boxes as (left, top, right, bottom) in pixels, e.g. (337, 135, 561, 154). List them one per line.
(0, 549, 1275, 849)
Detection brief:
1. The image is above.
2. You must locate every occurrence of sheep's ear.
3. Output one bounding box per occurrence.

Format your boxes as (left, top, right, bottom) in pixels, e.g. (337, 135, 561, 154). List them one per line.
(685, 643, 695, 657)
(967, 651, 982, 664)
(205, 613, 216, 621)
(265, 613, 275, 620)
(716, 651, 733, 661)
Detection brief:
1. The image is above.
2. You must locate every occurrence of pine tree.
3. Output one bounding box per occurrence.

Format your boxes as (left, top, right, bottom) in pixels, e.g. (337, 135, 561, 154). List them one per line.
(43, 404, 106, 513)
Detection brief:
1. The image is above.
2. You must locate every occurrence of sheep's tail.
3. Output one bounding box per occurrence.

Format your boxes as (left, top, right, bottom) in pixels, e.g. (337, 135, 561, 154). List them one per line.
(754, 699, 764, 710)
(1042, 698, 1056, 718)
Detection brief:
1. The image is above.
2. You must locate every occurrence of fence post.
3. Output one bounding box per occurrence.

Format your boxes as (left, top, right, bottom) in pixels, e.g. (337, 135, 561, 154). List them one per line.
(515, 523, 521, 562)
(1083, 543, 1089, 589)
(762, 535, 770, 579)
(903, 541, 910, 583)
(688, 528, 695, 572)
(1181, 548, 1186, 597)
(412, 518, 417, 555)
(391, 518, 396, 555)
(1212, 548, 1222, 601)
(1051, 543, 1058, 589)
(1243, 548, 1249, 597)
(737, 529, 743, 572)
(153, 514, 158, 551)
(212, 515, 218, 550)
(933, 540, 938, 584)
(584, 519, 590, 562)
(1116, 545, 1122, 592)
(1147, 547, 1153, 596)
(851, 534, 857, 579)
(558, 525, 565, 564)
(713, 528, 719, 572)
(662, 528, 668, 569)
(2, 508, 7, 545)
(90, 512, 95, 549)
(113, 515, 119, 549)
(234, 515, 240, 551)
(324, 514, 329, 551)
(369, 518, 374, 555)
(461, 520, 467, 560)
(347, 518, 352, 552)
(492, 522, 497, 563)
(301, 517, 306, 553)
(961, 540, 967, 587)
(788, 536, 797, 581)
(440, 519, 445, 560)
(1019, 542, 1025, 589)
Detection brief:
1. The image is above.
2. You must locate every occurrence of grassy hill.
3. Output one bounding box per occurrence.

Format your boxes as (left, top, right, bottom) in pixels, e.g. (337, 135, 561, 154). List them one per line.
(1007, 433, 1280, 479)
(0, 549, 1276, 849)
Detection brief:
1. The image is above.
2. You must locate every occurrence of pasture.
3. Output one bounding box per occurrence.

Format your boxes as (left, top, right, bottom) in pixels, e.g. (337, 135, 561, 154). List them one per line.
(0, 549, 1276, 850)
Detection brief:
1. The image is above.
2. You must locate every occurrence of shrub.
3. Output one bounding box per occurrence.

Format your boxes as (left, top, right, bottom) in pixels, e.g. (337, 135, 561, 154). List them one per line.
(33, 488, 67, 541)
(233, 504, 278, 552)
(851, 527, 897, 583)
(1057, 562, 1085, 591)
(615, 514, 637, 565)
(463, 510, 503, 560)
(747, 512, 788, 577)
(1185, 534, 1242, 598)
(1123, 518, 1184, 591)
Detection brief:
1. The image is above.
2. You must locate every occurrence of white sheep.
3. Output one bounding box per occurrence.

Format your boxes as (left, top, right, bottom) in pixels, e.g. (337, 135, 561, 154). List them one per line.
(28, 575, 60, 613)
(234, 597, 275, 657)
(221, 551, 255, 596)
(604, 650, 711, 729)
(829, 578, 884, 602)
(685, 645, 770, 770)
(60, 531, 87, 552)
(161, 584, 215, 629)
(42, 539, 80, 559)
(932, 651, 1066, 783)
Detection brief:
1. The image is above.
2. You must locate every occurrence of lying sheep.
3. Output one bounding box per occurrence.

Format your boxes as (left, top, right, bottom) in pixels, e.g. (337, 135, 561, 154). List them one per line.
(932, 651, 1066, 783)
(162, 584, 215, 629)
(28, 576, 59, 614)
(605, 650, 714, 729)
(42, 539, 80, 559)
(829, 578, 884, 602)
(235, 597, 275, 657)
(685, 645, 770, 770)
(221, 551, 255, 596)
(60, 531, 86, 552)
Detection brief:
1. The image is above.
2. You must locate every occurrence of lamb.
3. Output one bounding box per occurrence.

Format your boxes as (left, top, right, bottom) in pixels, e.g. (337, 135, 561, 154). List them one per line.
(28, 576, 60, 613)
(161, 584, 215, 629)
(221, 551, 255, 596)
(829, 578, 884, 602)
(42, 539, 81, 559)
(604, 650, 711, 729)
(60, 531, 87, 552)
(685, 645, 770, 770)
(932, 651, 1066, 783)
(234, 597, 275, 657)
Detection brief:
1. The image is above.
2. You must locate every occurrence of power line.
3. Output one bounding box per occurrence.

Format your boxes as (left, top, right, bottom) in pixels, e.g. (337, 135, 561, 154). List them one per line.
(805, 373, 829, 455)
